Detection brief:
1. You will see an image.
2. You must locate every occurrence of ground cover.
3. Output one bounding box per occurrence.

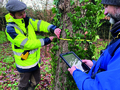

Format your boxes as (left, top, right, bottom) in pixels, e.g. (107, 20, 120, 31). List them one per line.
(92, 39, 108, 60)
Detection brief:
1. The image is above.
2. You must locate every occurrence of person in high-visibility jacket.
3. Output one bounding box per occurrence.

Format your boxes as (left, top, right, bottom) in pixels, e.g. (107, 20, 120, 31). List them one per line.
(5, 0, 61, 90)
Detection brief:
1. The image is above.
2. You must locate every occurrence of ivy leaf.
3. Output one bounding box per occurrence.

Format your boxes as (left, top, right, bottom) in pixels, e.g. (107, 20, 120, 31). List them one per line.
(52, 7, 57, 13)
(82, 6, 86, 10)
(70, 0, 75, 5)
(85, 0, 89, 2)
(67, 12, 73, 18)
(74, 6, 81, 11)
(79, 0, 84, 3)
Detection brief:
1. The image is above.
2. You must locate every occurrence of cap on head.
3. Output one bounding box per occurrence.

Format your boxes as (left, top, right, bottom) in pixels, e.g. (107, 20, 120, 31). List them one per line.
(101, 0, 120, 6)
(6, 0, 27, 12)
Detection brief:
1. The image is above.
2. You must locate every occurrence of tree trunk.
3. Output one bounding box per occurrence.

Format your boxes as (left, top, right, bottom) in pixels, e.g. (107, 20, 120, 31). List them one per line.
(53, 0, 84, 89)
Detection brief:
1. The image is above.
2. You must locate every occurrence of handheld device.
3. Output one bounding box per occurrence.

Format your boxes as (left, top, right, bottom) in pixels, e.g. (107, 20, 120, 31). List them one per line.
(59, 51, 90, 73)
(20, 50, 30, 60)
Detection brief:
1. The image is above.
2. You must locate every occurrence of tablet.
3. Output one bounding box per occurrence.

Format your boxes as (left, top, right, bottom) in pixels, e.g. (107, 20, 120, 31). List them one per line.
(59, 51, 90, 73)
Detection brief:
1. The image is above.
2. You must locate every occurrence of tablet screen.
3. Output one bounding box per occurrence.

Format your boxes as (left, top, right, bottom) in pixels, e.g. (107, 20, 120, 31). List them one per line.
(62, 53, 85, 72)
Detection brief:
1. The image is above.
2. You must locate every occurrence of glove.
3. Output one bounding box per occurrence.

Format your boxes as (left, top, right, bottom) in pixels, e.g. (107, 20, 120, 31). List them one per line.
(54, 28, 61, 38)
(49, 36, 55, 41)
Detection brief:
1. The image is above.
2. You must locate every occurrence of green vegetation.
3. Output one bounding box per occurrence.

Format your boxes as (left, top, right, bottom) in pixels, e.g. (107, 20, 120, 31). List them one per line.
(0, 33, 17, 89)
(93, 40, 108, 60)
(0, 31, 7, 44)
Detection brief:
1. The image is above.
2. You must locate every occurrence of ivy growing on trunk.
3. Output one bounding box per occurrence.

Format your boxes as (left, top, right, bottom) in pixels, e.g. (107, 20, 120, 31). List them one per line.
(50, 0, 104, 89)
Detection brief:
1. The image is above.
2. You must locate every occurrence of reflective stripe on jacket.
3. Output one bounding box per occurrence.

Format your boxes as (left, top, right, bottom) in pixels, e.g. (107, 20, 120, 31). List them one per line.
(5, 13, 56, 72)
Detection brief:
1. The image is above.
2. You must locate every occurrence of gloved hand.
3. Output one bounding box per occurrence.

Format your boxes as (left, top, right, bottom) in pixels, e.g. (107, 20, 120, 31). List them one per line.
(49, 36, 56, 41)
(54, 28, 61, 39)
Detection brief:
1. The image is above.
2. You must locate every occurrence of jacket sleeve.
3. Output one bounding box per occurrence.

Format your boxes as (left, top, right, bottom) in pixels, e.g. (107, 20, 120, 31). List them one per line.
(73, 48, 120, 90)
(6, 26, 50, 50)
(30, 18, 57, 33)
(92, 60, 96, 65)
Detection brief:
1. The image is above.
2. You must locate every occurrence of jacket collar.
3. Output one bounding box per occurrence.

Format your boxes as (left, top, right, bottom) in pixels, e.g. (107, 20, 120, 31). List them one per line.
(5, 13, 29, 28)
(110, 21, 120, 37)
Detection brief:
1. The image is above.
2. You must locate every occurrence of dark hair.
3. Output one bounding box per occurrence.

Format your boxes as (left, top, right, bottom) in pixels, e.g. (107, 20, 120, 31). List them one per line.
(10, 12, 16, 16)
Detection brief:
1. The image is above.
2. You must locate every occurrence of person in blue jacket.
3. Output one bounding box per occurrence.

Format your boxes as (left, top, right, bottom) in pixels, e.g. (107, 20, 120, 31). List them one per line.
(68, 0, 120, 90)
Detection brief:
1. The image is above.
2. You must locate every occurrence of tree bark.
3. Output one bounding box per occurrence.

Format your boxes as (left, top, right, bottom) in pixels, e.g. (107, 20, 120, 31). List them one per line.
(53, 0, 83, 89)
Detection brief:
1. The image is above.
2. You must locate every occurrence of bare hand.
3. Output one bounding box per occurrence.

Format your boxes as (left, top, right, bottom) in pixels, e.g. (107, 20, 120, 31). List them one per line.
(82, 59, 93, 69)
(68, 66, 77, 76)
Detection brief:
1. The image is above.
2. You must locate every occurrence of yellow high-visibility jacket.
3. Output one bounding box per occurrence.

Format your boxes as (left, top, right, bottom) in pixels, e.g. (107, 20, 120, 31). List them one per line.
(5, 13, 57, 72)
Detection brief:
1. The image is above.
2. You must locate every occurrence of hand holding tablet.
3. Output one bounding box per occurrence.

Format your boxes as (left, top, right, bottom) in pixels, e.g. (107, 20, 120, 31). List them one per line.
(60, 51, 90, 73)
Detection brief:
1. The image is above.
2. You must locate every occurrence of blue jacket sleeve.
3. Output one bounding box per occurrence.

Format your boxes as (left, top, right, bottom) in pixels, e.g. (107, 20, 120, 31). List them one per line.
(50, 25, 57, 33)
(43, 37, 51, 45)
(92, 60, 96, 65)
(73, 69, 103, 90)
(73, 69, 90, 90)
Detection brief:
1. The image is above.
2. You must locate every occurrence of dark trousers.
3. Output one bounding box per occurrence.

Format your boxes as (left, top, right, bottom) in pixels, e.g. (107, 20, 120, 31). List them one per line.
(18, 68, 40, 90)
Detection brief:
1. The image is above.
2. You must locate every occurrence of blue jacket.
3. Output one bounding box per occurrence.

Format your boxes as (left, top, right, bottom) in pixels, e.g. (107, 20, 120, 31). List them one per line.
(73, 21, 120, 90)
